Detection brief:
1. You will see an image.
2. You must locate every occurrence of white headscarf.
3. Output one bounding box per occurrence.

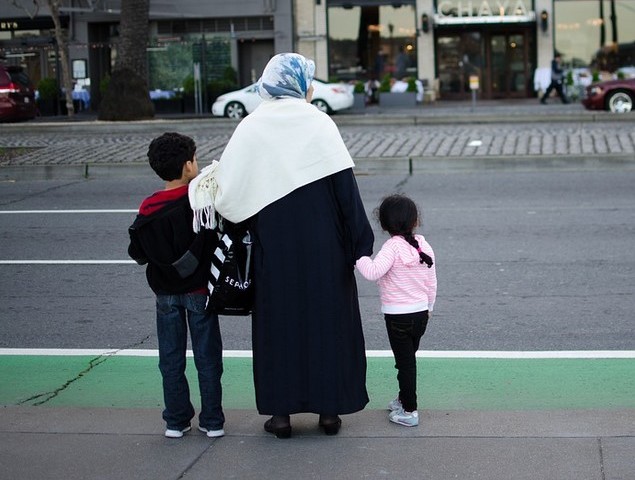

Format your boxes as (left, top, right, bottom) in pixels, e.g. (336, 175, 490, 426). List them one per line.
(212, 53, 354, 223)
(258, 52, 315, 100)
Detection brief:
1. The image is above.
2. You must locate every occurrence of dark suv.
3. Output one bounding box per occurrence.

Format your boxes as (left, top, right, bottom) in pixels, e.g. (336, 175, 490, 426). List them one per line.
(0, 64, 37, 122)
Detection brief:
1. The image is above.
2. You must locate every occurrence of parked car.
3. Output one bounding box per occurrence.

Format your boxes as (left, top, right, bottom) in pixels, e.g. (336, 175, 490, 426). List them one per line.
(0, 65, 37, 122)
(211, 79, 354, 119)
(582, 77, 635, 113)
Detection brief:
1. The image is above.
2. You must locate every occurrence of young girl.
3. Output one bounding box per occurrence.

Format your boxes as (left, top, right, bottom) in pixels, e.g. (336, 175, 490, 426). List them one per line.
(355, 194, 437, 427)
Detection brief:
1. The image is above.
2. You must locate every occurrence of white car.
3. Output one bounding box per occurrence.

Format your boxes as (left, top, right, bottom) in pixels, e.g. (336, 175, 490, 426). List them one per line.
(211, 79, 354, 119)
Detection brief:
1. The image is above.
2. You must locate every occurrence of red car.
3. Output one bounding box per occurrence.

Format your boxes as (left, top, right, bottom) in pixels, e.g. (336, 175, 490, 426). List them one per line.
(0, 64, 37, 122)
(582, 77, 635, 113)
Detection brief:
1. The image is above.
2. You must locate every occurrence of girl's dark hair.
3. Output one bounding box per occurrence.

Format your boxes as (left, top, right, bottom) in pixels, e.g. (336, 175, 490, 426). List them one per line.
(376, 194, 433, 268)
(147, 132, 196, 181)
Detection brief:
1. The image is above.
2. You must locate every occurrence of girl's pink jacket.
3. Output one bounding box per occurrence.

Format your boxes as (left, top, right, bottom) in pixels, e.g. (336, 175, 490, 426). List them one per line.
(356, 234, 437, 314)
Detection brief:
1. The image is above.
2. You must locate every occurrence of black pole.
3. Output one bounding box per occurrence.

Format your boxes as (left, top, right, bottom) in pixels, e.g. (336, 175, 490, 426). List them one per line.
(610, 0, 617, 44)
(54, 39, 61, 115)
(201, 35, 207, 113)
(599, 0, 606, 47)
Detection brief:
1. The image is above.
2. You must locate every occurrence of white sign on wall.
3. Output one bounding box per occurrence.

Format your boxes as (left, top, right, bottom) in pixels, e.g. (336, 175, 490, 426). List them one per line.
(435, 0, 535, 24)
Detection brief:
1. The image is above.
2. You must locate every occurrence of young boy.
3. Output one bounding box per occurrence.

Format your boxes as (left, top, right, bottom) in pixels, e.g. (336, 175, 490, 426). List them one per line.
(128, 132, 224, 439)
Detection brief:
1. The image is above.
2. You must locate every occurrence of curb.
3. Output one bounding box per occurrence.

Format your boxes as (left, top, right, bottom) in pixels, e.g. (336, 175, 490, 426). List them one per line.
(3, 154, 635, 182)
(6, 113, 634, 129)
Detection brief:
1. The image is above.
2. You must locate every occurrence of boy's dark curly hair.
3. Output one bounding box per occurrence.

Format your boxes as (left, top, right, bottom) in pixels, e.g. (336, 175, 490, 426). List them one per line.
(147, 132, 196, 181)
(376, 194, 433, 268)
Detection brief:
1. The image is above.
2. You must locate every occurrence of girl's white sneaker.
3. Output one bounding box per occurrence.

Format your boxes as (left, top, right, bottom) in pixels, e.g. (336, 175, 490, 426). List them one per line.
(389, 408, 419, 427)
(387, 397, 402, 412)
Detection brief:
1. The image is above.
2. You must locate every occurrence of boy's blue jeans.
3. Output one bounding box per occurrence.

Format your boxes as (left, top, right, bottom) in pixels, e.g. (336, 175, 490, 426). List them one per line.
(156, 293, 224, 431)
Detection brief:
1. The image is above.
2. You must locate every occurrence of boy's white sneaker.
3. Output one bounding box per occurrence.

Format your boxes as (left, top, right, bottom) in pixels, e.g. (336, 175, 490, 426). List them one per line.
(165, 425, 191, 438)
(387, 397, 402, 412)
(198, 426, 225, 438)
(389, 408, 419, 427)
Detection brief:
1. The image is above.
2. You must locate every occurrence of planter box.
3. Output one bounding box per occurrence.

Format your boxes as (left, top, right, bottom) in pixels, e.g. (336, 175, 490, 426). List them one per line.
(352, 93, 366, 110)
(36, 99, 57, 116)
(182, 96, 196, 113)
(38, 99, 82, 116)
(151, 98, 184, 114)
(379, 92, 417, 107)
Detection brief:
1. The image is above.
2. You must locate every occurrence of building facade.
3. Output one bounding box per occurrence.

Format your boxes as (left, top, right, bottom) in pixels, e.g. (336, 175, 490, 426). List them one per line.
(1, 0, 634, 106)
(296, 0, 553, 99)
(297, 0, 635, 100)
(0, 0, 293, 108)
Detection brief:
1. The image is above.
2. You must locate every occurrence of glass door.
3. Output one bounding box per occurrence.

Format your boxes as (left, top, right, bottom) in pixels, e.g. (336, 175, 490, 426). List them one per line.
(436, 35, 462, 98)
(487, 31, 531, 98)
(436, 31, 483, 100)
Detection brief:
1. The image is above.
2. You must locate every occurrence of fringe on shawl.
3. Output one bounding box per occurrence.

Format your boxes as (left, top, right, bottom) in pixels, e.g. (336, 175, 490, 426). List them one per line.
(188, 161, 220, 233)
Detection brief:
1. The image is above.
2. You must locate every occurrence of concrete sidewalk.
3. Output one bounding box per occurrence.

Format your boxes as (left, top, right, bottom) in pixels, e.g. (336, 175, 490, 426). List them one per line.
(1, 406, 634, 479)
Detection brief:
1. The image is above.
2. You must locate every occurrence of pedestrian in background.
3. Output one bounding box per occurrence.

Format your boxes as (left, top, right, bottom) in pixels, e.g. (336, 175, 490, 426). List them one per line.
(128, 132, 225, 439)
(213, 53, 374, 438)
(541, 53, 569, 104)
(356, 194, 437, 427)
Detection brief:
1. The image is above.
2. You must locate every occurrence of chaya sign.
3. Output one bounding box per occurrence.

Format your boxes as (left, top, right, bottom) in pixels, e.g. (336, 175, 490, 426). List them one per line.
(435, 0, 535, 24)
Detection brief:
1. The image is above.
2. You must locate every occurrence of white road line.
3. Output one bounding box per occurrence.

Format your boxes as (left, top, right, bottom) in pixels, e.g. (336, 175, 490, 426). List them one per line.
(1, 349, 634, 359)
(0, 260, 135, 264)
(0, 210, 137, 214)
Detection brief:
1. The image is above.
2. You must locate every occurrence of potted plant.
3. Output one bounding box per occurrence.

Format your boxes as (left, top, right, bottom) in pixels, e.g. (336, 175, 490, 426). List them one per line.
(36, 78, 59, 116)
(565, 70, 578, 101)
(378, 74, 392, 94)
(352, 81, 365, 110)
(182, 75, 195, 113)
(407, 77, 417, 93)
(379, 74, 417, 107)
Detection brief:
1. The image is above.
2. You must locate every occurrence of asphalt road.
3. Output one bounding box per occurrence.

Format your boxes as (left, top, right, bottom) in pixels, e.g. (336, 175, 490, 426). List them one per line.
(1, 158, 633, 352)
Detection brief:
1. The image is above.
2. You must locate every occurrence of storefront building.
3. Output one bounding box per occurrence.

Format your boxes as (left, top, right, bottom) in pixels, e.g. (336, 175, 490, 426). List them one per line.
(298, 0, 635, 100)
(307, 0, 548, 99)
(0, 1, 293, 109)
(2, 0, 634, 106)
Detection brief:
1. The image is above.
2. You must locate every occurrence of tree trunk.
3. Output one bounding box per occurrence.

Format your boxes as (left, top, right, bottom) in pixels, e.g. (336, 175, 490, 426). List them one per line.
(48, 0, 74, 117)
(98, 0, 154, 121)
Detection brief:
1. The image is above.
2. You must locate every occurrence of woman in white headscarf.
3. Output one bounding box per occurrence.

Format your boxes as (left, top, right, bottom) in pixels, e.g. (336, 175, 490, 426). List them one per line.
(214, 53, 374, 438)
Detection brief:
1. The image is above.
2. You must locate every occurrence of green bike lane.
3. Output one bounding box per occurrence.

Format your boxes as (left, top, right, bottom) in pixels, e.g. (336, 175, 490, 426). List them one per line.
(2, 352, 634, 410)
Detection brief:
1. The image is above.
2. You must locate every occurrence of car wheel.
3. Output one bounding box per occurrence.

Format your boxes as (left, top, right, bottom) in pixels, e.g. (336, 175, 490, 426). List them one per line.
(311, 99, 331, 114)
(225, 101, 246, 119)
(606, 90, 633, 113)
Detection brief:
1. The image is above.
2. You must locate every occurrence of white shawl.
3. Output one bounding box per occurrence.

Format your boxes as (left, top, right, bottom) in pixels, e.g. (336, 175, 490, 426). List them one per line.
(212, 98, 354, 223)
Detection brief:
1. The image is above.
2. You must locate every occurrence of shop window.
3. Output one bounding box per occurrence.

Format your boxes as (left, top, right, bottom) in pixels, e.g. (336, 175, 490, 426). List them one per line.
(147, 36, 233, 93)
(555, 0, 635, 72)
(185, 20, 202, 34)
(328, 4, 417, 82)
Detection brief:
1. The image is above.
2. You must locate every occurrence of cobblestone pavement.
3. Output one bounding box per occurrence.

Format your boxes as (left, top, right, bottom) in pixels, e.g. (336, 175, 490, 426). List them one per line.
(1, 109, 635, 168)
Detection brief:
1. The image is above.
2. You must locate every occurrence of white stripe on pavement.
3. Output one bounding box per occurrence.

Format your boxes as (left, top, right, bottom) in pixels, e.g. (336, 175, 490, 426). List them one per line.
(0, 210, 137, 214)
(0, 260, 135, 264)
(1, 349, 634, 359)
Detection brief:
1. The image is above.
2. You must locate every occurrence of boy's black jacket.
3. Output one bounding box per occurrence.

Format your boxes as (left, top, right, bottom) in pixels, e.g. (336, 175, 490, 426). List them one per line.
(128, 194, 213, 295)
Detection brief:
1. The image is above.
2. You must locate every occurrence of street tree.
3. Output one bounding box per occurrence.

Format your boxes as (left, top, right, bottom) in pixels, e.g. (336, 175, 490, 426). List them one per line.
(98, 0, 154, 120)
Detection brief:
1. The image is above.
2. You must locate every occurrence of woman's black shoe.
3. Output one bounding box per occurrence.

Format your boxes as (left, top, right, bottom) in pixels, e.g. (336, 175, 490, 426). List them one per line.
(318, 415, 342, 436)
(264, 415, 291, 439)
